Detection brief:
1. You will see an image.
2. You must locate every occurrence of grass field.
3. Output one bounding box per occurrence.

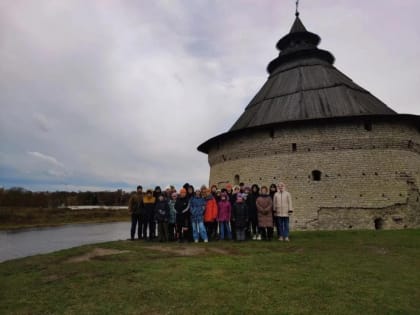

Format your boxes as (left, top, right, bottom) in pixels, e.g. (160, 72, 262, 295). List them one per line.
(0, 207, 130, 230)
(1, 229, 419, 315)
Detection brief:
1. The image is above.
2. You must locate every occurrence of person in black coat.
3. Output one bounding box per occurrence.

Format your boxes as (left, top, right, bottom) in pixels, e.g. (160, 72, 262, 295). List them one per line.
(174, 188, 191, 242)
(232, 194, 249, 241)
(154, 194, 170, 242)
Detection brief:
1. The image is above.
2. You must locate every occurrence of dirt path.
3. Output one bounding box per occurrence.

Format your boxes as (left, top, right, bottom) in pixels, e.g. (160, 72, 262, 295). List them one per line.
(66, 248, 130, 263)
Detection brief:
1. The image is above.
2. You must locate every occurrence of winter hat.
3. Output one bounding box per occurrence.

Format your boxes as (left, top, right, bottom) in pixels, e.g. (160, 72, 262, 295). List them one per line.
(137, 185, 143, 190)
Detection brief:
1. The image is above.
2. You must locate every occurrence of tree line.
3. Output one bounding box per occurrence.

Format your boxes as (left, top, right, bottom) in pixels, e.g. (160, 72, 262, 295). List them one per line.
(0, 187, 132, 208)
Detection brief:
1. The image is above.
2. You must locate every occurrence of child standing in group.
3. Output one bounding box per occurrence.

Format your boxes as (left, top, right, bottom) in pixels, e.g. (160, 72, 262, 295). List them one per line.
(232, 193, 249, 241)
(217, 192, 232, 240)
(154, 194, 170, 242)
(142, 189, 156, 241)
(190, 189, 208, 243)
(204, 189, 218, 241)
(168, 192, 177, 241)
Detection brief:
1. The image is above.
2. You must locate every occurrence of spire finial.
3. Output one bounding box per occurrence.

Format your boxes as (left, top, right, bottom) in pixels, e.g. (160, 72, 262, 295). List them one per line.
(295, 0, 300, 17)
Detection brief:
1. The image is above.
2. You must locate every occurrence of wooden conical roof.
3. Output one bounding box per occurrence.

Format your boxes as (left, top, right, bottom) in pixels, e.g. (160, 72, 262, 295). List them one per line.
(197, 16, 405, 154)
(229, 16, 396, 132)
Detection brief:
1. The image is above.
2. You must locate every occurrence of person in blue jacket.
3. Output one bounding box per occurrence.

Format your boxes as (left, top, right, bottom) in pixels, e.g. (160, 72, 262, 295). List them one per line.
(190, 189, 208, 243)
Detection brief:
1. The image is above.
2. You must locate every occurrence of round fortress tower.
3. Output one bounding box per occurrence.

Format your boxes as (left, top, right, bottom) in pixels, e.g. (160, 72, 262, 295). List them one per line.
(198, 15, 420, 230)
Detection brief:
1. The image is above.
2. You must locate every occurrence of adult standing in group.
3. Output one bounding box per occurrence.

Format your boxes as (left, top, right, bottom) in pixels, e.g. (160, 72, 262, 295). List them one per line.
(256, 186, 274, 241)
(175, 188, 191, 242)
(273, 182, 293, 241)
(128, 185, 143, 240)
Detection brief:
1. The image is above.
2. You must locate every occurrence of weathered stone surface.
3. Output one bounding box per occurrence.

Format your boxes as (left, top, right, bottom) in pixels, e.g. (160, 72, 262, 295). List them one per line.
(206, 120, 420, 230)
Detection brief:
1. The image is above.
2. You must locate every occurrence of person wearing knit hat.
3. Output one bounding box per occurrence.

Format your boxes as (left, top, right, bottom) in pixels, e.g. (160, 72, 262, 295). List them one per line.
(154, 194, 170, 242)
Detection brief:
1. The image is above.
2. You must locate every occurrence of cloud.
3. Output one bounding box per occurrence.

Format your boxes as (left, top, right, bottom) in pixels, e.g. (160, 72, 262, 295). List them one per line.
(27, 151, 64, 168)
(0, 0, 419, 191)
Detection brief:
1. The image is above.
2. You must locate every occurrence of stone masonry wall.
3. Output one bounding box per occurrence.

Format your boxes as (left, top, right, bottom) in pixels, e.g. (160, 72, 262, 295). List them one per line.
(206, 120, 420, 230)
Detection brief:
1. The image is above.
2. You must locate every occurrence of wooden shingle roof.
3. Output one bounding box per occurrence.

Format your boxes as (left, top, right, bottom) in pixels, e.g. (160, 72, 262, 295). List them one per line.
(229, 16, 396, 132)
(197, 16, 412, 154)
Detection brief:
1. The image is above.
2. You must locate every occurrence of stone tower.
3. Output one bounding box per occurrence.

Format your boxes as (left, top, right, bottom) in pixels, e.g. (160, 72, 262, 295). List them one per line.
(197, 14, 420, 230)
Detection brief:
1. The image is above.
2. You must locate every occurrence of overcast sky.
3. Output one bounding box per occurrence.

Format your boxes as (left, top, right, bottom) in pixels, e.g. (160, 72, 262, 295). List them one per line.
(1, 0, 419, 192)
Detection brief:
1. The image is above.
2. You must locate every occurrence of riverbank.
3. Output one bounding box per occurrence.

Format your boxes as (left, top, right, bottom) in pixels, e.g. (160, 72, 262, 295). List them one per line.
(1, 229, 419, 314)
(0, 207, 130, 230)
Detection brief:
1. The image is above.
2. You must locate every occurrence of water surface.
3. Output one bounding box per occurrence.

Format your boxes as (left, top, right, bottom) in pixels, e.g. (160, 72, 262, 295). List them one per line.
(0, 221, 130, 263)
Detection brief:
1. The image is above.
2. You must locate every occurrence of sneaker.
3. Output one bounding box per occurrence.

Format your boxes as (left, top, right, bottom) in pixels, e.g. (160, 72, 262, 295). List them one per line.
(257, 234, 262, 241)
(278, 237, 284, 241)
(285, 237, 290, 242)
(204, 239, 208, 243)
(252, 234, 257, 240)
(194, 240, 199, 243)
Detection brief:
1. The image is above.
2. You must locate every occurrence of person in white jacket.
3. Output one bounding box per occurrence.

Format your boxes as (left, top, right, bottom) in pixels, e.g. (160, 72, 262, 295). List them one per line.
(273, 182, 293, 241)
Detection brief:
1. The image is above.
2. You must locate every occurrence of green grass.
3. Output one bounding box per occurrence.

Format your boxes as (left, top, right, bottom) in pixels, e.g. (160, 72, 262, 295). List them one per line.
(0, 207, 130, 230)
(1, 229, 419, 315)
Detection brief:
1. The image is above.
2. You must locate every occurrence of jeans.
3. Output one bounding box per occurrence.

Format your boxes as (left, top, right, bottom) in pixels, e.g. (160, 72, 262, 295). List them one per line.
(236, 228, 246, 241)
(219, 221, 232, 240)
(192, 220, 208, 242)
(276, 216, 289, 238)
(130, 213, 141, 239)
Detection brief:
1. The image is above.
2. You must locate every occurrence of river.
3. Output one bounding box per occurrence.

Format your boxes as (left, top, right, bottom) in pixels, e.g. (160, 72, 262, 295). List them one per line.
(0, 221, 130, 263)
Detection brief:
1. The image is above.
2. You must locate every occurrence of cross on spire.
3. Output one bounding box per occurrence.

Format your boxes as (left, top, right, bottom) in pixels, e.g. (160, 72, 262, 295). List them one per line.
(295, 0, 300, 17)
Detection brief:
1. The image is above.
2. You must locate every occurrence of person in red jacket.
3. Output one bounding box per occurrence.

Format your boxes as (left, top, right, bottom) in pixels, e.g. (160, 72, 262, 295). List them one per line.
(204, 189, 218, 241)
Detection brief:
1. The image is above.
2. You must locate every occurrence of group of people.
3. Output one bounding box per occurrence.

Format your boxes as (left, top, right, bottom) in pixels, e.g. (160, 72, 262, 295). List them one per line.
(128, 182, 293, 243)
